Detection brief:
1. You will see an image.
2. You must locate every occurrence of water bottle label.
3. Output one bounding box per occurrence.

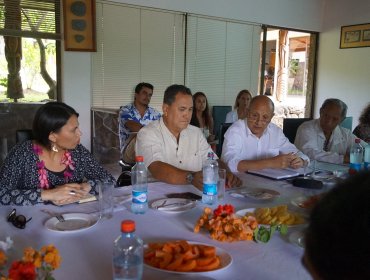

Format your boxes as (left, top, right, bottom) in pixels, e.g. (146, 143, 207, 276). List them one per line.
(349, 162, 362, 172)
(132, 190, 147, 204)
(203, 183, 217, 196)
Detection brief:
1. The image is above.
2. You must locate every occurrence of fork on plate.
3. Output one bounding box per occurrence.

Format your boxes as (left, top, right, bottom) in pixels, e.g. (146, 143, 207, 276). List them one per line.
(41, 209, 65, 222)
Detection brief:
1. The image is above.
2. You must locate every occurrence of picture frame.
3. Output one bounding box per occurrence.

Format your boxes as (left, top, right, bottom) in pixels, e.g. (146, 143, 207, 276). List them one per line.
(63, 0, 96, 52)
(340, 23, 370, 49)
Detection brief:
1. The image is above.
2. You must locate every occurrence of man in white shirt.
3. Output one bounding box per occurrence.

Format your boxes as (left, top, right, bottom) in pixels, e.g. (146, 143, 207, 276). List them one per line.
(222, 95, 308, 173)
(136, 84, 241, 190)
(295, 98, 365, 164)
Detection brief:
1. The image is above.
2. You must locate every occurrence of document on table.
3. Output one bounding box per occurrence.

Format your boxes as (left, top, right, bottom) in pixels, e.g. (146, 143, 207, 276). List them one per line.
(247, 168, 300, 180)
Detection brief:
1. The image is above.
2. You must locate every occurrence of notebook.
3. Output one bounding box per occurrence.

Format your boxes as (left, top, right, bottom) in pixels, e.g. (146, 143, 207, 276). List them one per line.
(247, 168, 300, 180)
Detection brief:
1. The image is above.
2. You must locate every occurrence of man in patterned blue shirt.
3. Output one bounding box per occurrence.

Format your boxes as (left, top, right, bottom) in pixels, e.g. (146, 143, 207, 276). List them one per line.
(118, 82, 161, 152)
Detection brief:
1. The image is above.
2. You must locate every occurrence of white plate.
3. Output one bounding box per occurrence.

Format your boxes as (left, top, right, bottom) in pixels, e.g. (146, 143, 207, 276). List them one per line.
(45, 213, 98, 232)
(229, 187, 280, 200)
(289, 230, 305, 248)
(150, 198, 196, 213)
(291, 196, 311, 209)
(144, 241, 232, 274)
(236, 208, 307, 227)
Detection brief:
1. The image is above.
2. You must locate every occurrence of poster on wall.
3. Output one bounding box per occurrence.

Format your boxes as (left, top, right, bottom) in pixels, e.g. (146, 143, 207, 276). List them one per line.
(340, 23, 370, 49)
(63, 0, 96, 52)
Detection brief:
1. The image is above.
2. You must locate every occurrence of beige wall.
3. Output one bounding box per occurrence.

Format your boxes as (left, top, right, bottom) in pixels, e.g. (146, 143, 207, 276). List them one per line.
(315, 0, 370, 127)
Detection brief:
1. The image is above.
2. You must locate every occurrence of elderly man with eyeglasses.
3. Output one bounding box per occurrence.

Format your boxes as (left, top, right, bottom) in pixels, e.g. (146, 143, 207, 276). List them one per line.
(221, 95, 308, 173)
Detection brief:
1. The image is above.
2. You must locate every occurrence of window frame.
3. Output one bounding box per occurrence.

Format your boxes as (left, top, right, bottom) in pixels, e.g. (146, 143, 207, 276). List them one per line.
(259, 24, 319, 118)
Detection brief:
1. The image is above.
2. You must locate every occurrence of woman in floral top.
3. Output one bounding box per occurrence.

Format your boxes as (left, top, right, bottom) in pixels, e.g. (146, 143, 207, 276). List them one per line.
(0, 102, 115, 206)
(353, 103, 370, 143)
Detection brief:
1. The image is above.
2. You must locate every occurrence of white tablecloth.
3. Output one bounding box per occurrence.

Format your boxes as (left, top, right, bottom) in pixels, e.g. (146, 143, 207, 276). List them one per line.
(0, 172, 331, 280)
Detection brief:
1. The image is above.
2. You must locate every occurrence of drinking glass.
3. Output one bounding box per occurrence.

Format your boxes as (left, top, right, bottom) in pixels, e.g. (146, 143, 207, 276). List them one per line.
(217, 169, 226, 201)
(97, 180, 114, 219)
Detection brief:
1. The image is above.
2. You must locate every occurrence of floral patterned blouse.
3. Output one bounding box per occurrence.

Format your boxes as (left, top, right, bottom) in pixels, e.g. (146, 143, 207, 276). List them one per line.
(353, 124, 370, 143)
(0, 141, 115, 206)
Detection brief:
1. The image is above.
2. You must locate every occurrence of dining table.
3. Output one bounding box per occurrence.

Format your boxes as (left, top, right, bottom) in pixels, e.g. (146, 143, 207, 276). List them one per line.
(0, 167, 344, 280)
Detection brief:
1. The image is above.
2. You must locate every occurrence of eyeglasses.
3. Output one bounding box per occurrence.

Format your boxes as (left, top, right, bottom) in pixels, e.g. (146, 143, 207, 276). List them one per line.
(7, 209, 32, 229)
(248, 113, 271, 124)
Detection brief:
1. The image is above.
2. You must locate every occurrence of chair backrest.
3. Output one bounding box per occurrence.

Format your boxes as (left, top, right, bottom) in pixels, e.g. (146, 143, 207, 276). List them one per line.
(121, 134, 136, 165)
(212, 106, 232, 140)
(16, 129, 33, 143)
(283, 118, 312, 143)
(340, 116, 353, 131)
(216, 122, 232, 157)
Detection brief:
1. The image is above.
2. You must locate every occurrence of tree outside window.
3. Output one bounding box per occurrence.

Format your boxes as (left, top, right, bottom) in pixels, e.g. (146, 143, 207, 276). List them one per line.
(0, 0, 60, 103)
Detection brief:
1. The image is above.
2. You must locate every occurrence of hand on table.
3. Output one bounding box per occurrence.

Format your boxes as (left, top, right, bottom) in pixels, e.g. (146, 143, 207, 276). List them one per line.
(192, 171, 203, 191)
(289, 155, 305, 169)
(41, 182, 91, 205)
(271, 153, 299, 169)
(226, 172, 242, 188)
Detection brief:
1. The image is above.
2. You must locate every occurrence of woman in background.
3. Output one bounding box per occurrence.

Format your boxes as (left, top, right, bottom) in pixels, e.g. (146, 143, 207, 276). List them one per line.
(0, 102, 115, 206)
(225, 89, 252, 123)
(190, 92, 215, 142)
(353, 103, 370, 143)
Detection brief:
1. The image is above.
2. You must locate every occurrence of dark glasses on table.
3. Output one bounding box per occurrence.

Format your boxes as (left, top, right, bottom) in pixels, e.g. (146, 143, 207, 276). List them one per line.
(7, 209, 32, 229)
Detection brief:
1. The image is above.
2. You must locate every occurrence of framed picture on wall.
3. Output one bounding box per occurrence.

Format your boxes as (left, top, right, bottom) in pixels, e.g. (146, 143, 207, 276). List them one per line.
(63, 0, 96, 52)
(340, 23, 370, 49)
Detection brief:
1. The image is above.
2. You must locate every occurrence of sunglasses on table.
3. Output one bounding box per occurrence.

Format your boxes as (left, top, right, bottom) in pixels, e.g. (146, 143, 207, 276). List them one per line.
(7, 209, 32, 229)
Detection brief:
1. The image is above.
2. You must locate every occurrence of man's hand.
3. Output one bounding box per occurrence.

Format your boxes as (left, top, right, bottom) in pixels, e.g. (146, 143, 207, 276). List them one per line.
(271, 153, 297, 169)
(290, 156, 304, 169)
(192, 171, 203, 191)
(226, 172, 242, 188)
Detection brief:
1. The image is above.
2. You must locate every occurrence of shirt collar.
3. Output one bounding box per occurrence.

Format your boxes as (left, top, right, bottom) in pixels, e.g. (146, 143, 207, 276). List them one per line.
(244, 119, 271, 138)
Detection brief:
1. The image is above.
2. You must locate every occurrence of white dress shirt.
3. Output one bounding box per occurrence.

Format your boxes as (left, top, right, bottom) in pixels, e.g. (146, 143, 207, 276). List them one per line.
(136, 118, 216, 173)
(225, 110, 238, 123)
(222, 119, 308, 173)
(294, 119, 364, 164)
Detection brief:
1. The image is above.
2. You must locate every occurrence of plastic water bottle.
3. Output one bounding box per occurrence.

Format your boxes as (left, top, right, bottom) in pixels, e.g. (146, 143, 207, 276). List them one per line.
(131, 156, 148, 214)
(364, 143, 370, 171)
(113, 220, 143, 280)
(202, 152, 218, 205)
(349, 138, 364, 174)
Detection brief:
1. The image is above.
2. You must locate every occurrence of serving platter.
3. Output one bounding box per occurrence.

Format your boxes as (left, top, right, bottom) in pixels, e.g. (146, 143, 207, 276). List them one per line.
(229, 187, 280, 200)
(144, 241, 232, 275)
(236, 208, 307, 227)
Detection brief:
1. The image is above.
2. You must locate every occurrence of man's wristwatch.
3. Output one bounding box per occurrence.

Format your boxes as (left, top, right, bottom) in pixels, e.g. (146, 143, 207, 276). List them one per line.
(186, 172, 194, 184)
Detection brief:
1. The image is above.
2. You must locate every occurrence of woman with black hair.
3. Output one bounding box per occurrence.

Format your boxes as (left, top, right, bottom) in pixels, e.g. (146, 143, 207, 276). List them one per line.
(353, 103, 370, 143)
(0, 102, 115, 206)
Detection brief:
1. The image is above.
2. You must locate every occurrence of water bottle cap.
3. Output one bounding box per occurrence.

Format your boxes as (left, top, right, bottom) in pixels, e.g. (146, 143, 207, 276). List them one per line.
(135, 156, 144, 162)
(355, 138, 361, 143)
(121, 220, 135, 232)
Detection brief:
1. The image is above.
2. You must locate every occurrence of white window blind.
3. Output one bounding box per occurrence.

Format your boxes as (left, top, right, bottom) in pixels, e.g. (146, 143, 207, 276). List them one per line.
(92, 2, 185, 111)
(186, 15, 261, 107)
